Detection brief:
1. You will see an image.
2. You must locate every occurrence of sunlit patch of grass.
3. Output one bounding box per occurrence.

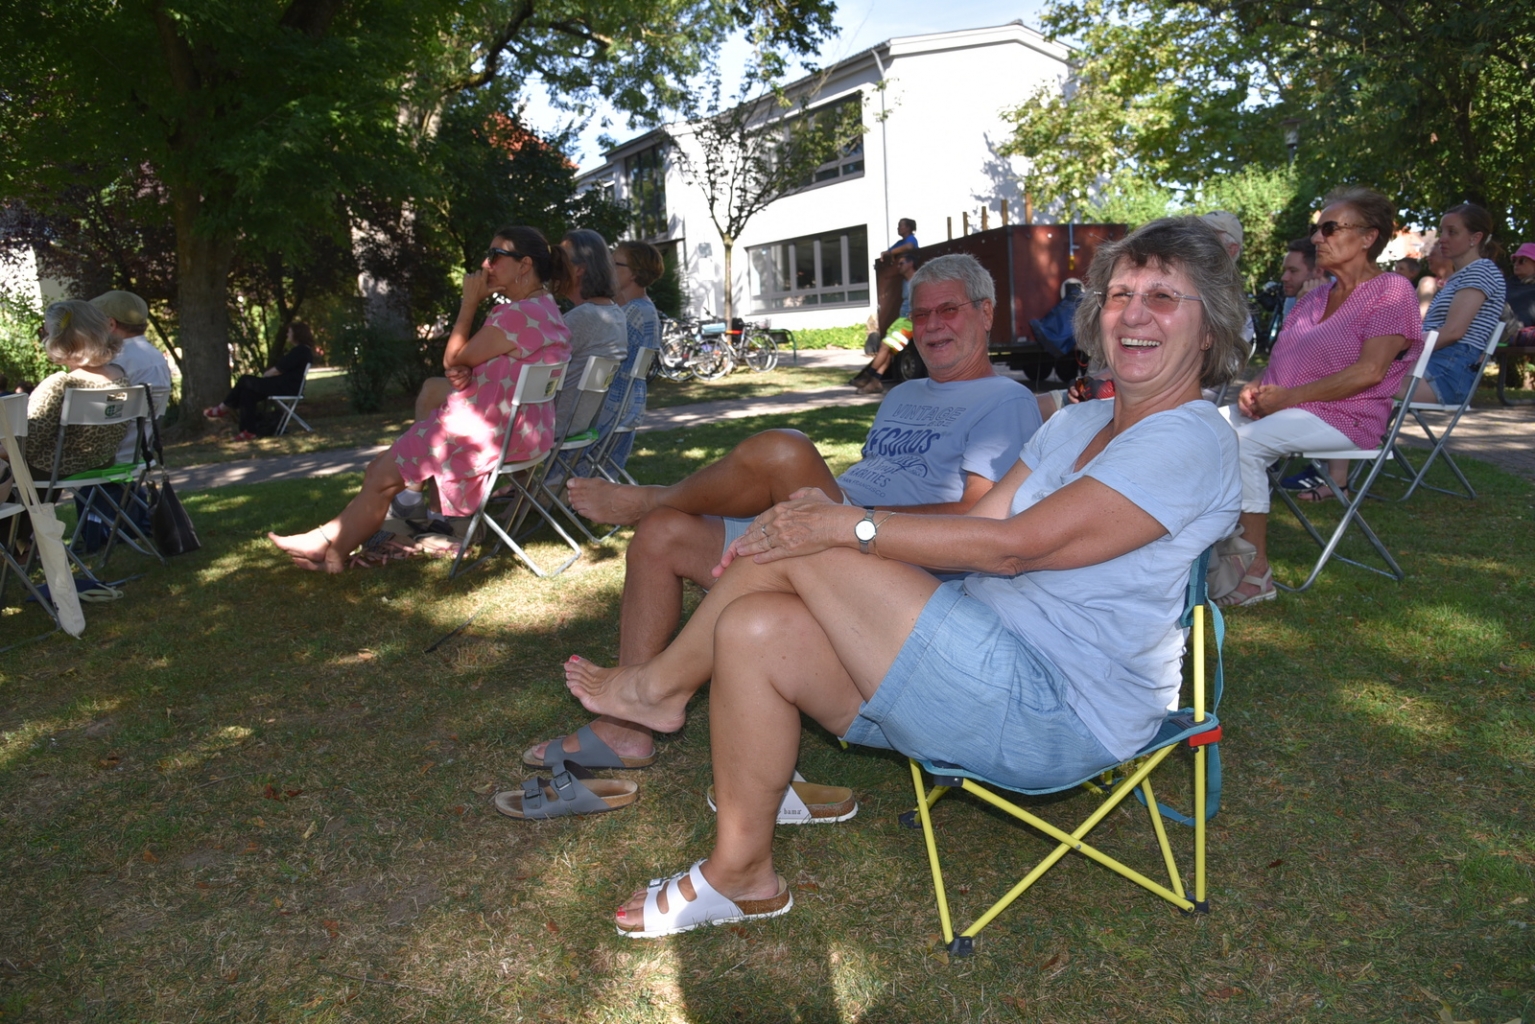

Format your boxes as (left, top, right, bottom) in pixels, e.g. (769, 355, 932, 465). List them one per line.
(1, 408, 1532, 1022)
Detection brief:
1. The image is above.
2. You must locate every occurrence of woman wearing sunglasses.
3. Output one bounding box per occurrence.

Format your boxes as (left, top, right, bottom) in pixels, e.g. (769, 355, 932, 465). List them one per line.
(268, 226, 573, 572)
(555, 218, 1245, 937)
(1218, 187, 1423, 606)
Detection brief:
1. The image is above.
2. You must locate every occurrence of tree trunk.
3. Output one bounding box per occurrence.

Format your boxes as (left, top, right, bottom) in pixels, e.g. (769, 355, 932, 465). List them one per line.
(721, 235, 735, 322)
(170, 183, 236, 430)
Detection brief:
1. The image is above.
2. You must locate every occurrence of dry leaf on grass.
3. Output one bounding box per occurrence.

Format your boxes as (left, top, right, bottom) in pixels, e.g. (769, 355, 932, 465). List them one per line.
(1040, 951, 1070, 979)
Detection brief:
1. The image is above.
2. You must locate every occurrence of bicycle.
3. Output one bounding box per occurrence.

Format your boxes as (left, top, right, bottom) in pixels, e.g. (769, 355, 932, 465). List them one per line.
(685, 317, 779, 380)
(650, 314, 696, 383)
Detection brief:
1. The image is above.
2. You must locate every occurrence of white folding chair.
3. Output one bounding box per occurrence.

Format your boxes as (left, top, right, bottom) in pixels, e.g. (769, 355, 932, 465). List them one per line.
(270, 364, 313, 435)
(524, 355, 621, 545)
(0, 394, 66, 650)
(1386, 322, 1505, 500)
(1267, 334, 1437, 592)
(586, 346, 657, 488)
(448, 361, 586, 580)
(44, 384, 163, 570)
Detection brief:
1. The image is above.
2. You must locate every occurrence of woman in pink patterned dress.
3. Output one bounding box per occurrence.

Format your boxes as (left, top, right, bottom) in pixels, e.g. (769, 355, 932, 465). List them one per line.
(1219, 188, 1423, 606)
(269, 226, 573, 572)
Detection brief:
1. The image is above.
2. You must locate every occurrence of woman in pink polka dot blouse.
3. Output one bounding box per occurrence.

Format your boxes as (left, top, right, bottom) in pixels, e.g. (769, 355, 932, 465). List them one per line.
(269, 226, 574, 572)
(1220, 187, 1424, 606)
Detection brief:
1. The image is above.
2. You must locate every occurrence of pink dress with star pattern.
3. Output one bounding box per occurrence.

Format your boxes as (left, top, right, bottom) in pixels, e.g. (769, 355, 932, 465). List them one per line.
(390, 293, 571, 516)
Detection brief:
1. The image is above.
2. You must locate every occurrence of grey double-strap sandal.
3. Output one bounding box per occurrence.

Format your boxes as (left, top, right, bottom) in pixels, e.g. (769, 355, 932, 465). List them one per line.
(493, 760, 639, 820)
(521, 722, 656, 769)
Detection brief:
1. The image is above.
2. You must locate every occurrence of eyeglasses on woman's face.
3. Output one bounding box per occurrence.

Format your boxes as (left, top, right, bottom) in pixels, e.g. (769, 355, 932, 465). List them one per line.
(1099, 288, 1205, 315)
(1313, 220, 1367, 238)
(486, 246, 527, 264)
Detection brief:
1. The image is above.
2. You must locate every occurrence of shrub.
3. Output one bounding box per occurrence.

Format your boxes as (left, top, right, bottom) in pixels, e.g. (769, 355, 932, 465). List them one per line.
(332, 322, 410, 413)
(0, 290, 52, 390)
(785, 323, 867, 350)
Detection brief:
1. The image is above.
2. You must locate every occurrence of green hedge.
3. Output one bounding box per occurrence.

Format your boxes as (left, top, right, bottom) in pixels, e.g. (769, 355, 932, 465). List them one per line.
(0, 290, 51, 390)
(784, 324, 867, 350)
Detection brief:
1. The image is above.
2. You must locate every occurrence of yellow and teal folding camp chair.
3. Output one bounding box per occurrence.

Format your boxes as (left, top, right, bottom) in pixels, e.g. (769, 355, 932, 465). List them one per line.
(904, 549, 1225, 956)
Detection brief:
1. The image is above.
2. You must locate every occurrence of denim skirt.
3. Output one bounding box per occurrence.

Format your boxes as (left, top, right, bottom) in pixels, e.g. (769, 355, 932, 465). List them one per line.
(1425, 340, 1485, 405)
(841, 580, 1117, 791)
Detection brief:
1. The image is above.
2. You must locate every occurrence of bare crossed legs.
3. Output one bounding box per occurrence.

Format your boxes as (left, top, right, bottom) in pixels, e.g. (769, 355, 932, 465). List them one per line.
(562, 545, 941, 932)
(527, 429, 844, 763)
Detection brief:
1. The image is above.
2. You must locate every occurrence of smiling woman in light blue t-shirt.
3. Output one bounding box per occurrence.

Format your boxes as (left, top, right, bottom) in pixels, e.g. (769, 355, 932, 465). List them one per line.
(555, 220, 1246, 939)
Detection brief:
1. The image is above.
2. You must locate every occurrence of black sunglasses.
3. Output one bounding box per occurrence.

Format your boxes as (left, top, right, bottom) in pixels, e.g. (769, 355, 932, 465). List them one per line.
(1314, 220, 1366, 238)
(486, 246, 528, 263)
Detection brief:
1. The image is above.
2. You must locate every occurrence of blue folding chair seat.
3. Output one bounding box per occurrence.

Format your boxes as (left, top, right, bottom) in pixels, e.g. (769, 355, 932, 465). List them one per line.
(904, 549, 1225, 956)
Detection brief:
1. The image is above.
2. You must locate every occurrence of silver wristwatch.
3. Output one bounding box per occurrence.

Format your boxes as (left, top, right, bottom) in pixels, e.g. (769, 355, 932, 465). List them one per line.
(854, 506, 878, 554)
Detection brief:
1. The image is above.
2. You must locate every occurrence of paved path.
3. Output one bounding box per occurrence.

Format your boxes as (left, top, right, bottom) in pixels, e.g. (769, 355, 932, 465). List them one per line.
(173, 348, 1535, 491)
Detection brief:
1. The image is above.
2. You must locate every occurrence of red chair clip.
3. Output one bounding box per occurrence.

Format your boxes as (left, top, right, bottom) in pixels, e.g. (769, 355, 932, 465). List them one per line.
(1187, 725, 1222, 748)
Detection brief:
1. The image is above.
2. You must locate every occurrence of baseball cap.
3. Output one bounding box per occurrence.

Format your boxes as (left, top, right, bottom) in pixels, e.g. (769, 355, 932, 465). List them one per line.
(1200, 211, 1244, 255)
(1514, 243, 1535, 262)
(88, 290, 149, 330)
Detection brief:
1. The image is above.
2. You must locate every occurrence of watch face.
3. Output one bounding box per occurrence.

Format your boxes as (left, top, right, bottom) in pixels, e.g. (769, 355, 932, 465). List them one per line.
(855, 519, 877, 541)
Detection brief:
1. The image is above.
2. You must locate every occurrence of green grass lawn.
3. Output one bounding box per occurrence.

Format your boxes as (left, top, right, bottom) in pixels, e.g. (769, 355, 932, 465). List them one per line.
(1, 406, 1532, 1023)
(166, 362, 864, 468)
(644, 361, 859, 411)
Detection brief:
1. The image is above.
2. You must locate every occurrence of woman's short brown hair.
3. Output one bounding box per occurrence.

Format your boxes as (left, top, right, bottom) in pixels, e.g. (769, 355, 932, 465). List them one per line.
(614, 240, 664, 288)
(43, 300, 122, 367)
(1322, 186, 1396, 262)
(1074, 216, 1248, 389)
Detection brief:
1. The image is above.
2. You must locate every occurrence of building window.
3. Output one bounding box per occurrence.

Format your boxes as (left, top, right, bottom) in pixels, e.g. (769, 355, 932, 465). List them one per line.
(748, 226, 870, 311)
(625, 143, 667, 240)
(790, 96, 864, 191)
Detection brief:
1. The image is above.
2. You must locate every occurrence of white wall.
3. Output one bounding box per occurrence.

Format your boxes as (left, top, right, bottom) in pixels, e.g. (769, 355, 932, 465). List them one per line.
(579, 22, 1070, 331)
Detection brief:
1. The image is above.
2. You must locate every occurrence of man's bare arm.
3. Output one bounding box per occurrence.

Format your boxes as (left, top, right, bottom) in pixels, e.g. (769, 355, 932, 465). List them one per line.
(872, 471, 994, 516)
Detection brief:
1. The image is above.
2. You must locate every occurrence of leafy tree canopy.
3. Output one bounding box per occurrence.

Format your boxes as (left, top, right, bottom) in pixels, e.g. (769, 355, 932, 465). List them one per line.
(1005, 0, 1535, 281)
(0, 0, 837, 416)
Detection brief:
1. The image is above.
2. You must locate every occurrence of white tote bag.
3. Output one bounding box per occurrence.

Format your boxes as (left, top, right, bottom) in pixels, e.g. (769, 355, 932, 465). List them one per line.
(0, 397, 85, 636)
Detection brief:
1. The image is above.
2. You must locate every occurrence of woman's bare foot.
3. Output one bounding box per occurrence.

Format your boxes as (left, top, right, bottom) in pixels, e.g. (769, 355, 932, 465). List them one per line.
(566, 478, 664, 525)
(268, 529, 331, 563)
(287, 548, 347, 574)
(564, 656, 691, 734)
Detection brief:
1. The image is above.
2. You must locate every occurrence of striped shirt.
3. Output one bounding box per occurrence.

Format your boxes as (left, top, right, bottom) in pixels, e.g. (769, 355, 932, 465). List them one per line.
(1424, 257, 1507, 352)
(1264, 272, 1423, 448)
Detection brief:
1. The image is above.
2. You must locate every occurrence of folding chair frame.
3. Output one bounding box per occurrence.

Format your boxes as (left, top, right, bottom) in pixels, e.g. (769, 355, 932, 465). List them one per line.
(44, 384, 163, 572)
(1266, 333, 1437, 592)
(0, 394, 64, 651)
(585, 347, 657, 490)
(523, 355, 621, 547)
(1386, 323, 1504, 500)
(905, 552, 1224, 957)
(448, 361, 586, 581)
(270, 364, 313, 435)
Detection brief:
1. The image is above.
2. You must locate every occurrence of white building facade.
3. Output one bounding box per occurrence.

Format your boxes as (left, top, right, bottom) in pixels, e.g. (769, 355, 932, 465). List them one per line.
(576, 21, 1070, 330)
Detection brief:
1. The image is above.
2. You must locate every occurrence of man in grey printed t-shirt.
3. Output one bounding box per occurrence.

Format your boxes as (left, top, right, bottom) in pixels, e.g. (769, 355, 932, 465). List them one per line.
(532, 255, 1043, 774)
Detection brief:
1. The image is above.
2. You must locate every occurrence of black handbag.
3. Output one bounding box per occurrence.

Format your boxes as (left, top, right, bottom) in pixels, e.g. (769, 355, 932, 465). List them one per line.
(146, 403, 201, 556)
(150, 476, 200, 556)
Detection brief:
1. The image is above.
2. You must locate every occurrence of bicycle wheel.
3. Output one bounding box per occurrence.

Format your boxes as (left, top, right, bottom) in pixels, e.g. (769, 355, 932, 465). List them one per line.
(656, 330, 694, 382)
(688, 340, 735, 381)
(742, 330, 778, 372)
